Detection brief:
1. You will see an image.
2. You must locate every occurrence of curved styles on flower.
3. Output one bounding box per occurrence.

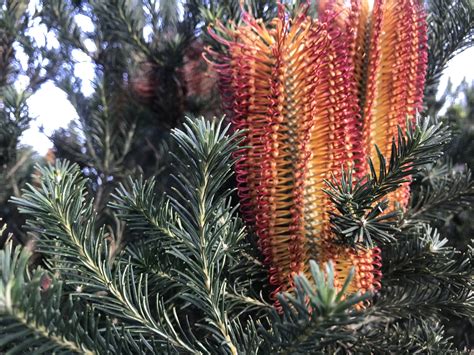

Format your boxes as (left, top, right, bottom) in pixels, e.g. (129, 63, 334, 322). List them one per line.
(205, 0, 427, 301)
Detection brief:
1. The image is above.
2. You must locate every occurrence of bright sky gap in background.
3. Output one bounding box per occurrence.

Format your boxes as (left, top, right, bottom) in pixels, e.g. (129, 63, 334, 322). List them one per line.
(17, 3, 474, 155)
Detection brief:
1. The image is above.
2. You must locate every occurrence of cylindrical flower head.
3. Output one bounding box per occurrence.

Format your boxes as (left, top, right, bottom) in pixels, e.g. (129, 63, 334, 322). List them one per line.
(306, 0, 382, 297)
(206, 0, 426, 301)
(314, 0, 426, 294)
(357, 0, 428, 208)
(208, 9, 324, 295)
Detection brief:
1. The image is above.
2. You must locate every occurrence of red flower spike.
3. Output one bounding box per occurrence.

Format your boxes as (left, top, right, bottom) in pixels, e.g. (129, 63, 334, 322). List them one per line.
(206, 0, 427, 304)
(304, 5, 380, 297)
(360, 0, 428, 209)
(208, 12, 324, 294)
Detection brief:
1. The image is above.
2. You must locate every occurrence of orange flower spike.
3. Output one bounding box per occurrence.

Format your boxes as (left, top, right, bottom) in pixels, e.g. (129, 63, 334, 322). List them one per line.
(345, 0, 372, 179)
(206, 26, 257, 223)
(207, 11, 319, 294)
(316, 0, 368, 177)
(258, 14, 318, 294)
(206, 1, 428, 301)
(325, 0, 427, 294)
(361, 0, 428, 208)
(239, 27, 274, 230)
(305, 14, 360, 240)
(349, 0, 370, 94)
(337, 0, 382, 295)
(320, 245, 382, 294)
(302, 9, 379, 297)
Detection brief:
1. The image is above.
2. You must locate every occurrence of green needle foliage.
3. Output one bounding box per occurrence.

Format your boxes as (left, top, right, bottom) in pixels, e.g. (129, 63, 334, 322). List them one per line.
(1, 0, 65, 244)
(0, 235, 127, 354)
(325, 118, 451, 248)
(0, 116, 472, 353)
(5, 118, 271, 353)
(261, 261, 369, 354)
(425, 0, 474, 106)
(407, 163, 474, 227)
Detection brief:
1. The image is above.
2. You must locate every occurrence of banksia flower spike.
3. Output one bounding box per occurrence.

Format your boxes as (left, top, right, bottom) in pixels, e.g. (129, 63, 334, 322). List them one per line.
(351, 0, 428, 207)
(208, 7, 323, 295)
(206, 0, 427, 301)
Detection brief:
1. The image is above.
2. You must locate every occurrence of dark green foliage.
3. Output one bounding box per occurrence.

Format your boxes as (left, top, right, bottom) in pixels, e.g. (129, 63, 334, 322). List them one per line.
(326, 118, 451, 248)
(261, 261, 368, 354)
(377, 225, 473, 322)
(0, 0, 62, 162)
(0, 88, 36, 209)
(0, 0, 64, 244)
(0, 236, 127, 354)
(424, 0, 474, 112)
(382, 225, 472, 291)
(352, 320, 456, 354)
(407, 161, 474, 228)
(442, 81, 474, 170)
(0, 88, 30, 166)
(39, 0, 221, 221)
(424, 81, 474, 349)
(0, 0, 61, 91)
(196, 0, 278, 28)
(1, 116, 472, 353)
(5, 118, 273, 353)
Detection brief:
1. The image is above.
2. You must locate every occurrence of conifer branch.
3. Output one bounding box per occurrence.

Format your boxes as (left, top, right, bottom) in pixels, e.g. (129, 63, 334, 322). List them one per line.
(425, 0, 474, 98)
(91, 0, 150, 58)
(382, 225, 473, 290)
(262, 261, 370, 354)
(111, 177, 177, 242)
(113, 179, 271, 315)
(113, 116, 271, 353)
(352, 320, 456, 353)
(40, 0, 89, 55)
(0, 238, 123, 354)
(12, 161, 196, 353)
(325, 118, 451, 248)
(165, 117, 246, 354)
(374, 283, 473, 320)
(0, 87, 32, 167)
(406, 164, 474, 226)
(373, 226, 473, 322)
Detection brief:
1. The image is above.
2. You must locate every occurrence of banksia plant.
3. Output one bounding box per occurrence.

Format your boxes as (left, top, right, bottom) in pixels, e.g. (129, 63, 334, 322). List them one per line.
(1, 0, 473, 352)
(206, 0, 428, 299)
(348, 0, 428, 207)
